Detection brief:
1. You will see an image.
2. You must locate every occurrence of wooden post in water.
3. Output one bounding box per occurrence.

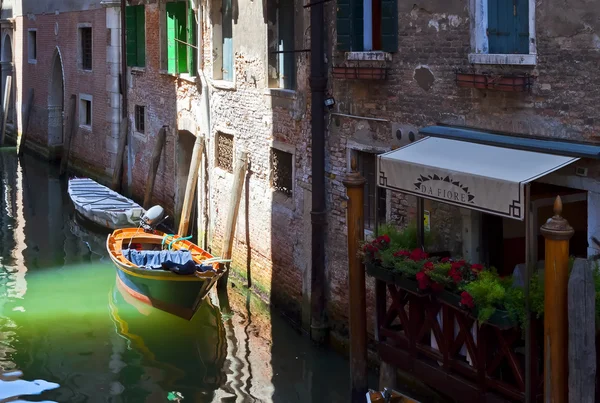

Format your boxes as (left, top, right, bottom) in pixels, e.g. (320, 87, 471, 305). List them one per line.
(568, 259, 596, 403)
(143, 126, 167, 209)
(217, 151, 248, 292)
(59, 95, 77, 176)
(111, 118, 129, 192)
(178, 135, 204, 236)
(0, 75, 12, 146)
(17, 88, 34, 156)
(343, 156, 368, 402)
(541, 196, 573, 403)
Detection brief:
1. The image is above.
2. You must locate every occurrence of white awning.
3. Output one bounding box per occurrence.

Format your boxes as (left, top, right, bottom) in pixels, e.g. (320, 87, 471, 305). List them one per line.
(377, 137, 579, 220)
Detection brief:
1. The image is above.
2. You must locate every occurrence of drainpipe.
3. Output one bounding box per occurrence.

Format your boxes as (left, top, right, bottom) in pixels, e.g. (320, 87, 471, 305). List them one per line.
(309, 0, 328, 344)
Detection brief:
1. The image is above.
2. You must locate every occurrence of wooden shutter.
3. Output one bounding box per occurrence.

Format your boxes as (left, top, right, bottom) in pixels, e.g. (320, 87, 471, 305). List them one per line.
(136, 5, 146, 67)
(187, 1, 196, 75)
(175, 2, 187, 73)
(166, 2, 178, 73)
(380, 0, 398, 52)
(126, 6, 137, 67)
(515, 0, 529, 54)
(488, 0, 528, 54)
(351, 0, 364, 51)
(222, 0, 233, 81)
(336, 0, 353, 51)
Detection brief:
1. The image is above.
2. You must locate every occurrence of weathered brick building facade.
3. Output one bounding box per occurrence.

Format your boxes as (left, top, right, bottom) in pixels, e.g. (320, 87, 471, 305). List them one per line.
(324, 0, 600, 335)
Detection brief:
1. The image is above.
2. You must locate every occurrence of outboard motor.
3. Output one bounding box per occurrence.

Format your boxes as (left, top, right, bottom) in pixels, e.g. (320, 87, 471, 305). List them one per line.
(140, 205, 168, 232)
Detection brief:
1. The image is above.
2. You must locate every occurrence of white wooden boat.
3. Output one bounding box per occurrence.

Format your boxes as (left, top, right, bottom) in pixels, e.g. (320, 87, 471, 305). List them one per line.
(68, 177, 144, 230)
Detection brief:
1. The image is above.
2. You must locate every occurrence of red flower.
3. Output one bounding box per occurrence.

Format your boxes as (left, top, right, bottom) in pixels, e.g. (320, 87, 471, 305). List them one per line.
(416, 272, 431, 290)
(393, 250, 410, 258)
(449, 267, 462, 283)
(422, 261, 434, 272)
(409, 249, 429, 262)
(450, 260, 466, 271)
(431, 282, 444, 292)
(460, 291, 475, 308)
(441, 257, 451, 263)
(470, 264, 484, 274)
(376, 235, 390, 245)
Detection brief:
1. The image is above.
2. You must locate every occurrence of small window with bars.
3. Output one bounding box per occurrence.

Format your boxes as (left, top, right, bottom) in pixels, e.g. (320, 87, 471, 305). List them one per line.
(355, 150, 386, 231)
(135, 105, 145, 133)
(79, 94, 93, 128)
(216, 132, 234, 173)
(80, 27, 92, 70)
(271, 148, 293, 197)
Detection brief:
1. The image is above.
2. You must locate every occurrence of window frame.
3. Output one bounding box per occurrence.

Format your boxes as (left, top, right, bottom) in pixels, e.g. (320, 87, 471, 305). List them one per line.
(163, 0, 197, 76)
(134, 105, 145, 134)
(469, 0, 537, 65)
(78, 25, 93, 71)
(27, 29, 37, 64)
(267, 0, 296, 90)
(336, 0, 397, 54)
(212, 0, 234, 82)
(79, 93, 93, 130)
(270, 142, 295, 199)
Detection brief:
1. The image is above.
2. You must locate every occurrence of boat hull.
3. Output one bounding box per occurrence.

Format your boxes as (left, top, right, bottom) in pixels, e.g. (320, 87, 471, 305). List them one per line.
(107, 228, 223, 320)
(115, 267, 218, 320)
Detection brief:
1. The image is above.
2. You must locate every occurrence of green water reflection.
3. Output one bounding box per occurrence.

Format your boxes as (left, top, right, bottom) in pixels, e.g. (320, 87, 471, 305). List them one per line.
(0, 149, 364, 402)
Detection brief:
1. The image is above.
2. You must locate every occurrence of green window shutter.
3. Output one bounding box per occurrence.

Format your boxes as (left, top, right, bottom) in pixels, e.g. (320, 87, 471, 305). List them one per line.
(136, 5, 146, 67)
(187, 2, 196, 75)
(381, 0, 398, 52)
(166, 2, 178, 73)
(126, 6, 137, 67)
(336, 0, 353, 51)
(175, 2, 187, 74)
(488, 0, 522, 54)
(515, 0, 529, 54)
(351, 0, 364, 51)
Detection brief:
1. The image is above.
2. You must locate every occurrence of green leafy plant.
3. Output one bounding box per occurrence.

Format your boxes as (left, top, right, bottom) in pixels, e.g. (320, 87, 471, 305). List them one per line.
(463, 271, 506, 323)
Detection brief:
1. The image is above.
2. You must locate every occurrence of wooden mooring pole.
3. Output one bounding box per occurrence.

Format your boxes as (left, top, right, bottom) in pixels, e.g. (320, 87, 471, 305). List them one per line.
(217, 151, 248, 292)
(343, 156, 368, 401)
(541, 196, 573, 403)
(143, 126, 167, 209)
(17, 88, 34, 156)
(59, 94, 77, 176)
(0, 75, 12, 146)
(178, 135, 204, 236)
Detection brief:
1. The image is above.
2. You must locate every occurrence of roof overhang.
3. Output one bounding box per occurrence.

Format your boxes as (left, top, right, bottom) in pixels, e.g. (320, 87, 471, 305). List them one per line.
(377, 136, 579, 220)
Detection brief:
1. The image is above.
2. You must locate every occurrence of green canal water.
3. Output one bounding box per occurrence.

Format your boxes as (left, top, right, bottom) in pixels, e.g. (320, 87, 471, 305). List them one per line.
(0, 149, 367, 402)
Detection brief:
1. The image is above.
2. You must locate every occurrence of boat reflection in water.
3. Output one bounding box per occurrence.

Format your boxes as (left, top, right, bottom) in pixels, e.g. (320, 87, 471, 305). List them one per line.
(109, 278, 227, 402)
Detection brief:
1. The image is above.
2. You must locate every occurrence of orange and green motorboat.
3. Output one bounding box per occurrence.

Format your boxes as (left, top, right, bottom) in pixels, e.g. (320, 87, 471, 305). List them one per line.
(106, 227, 226, 320)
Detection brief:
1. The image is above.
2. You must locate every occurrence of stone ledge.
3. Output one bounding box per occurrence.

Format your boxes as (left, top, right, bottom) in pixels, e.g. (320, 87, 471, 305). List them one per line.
(468, 53, 537, 66)
(345, 51, 392, 62)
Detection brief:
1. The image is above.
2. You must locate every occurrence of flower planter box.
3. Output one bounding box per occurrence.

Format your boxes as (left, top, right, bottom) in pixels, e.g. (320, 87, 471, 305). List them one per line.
(438, 290, 518, 330)
(455, 72, 534, 92)
(366, 264, 427, 296)
(332, 66, 388, 80)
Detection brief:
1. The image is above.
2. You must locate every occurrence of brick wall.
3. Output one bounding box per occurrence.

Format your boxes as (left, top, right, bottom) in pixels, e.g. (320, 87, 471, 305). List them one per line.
(15, 9, 109, 174)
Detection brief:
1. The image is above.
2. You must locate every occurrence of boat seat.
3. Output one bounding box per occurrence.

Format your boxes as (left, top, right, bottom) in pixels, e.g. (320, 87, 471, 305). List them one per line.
(123, 249, 214, 274)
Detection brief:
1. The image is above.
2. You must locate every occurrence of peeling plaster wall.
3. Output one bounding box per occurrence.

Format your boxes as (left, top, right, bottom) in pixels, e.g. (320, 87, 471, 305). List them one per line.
(325, 0, 600, 334)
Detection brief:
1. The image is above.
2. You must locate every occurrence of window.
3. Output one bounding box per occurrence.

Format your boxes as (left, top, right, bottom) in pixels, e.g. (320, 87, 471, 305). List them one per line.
(165, 1, 197, 75)
(27, 29, 37, 63)
(469, 0, 536, 65)
(271, 148, 293, 197)
(80, 27, 92, 70)
(267, 0, 295, 89)
(212, 0, 233, 81)
(126, 5, 146, 67)
(79, 94, 92, 128)
(135, 105, 145, 133)
(355, 151, 386, 231)
(336, 0, 398, 52)
(216, 132, 234, 173)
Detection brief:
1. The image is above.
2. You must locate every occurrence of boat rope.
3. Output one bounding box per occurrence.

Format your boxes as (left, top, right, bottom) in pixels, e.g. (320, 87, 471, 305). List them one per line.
(162, 234, 193, 250)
